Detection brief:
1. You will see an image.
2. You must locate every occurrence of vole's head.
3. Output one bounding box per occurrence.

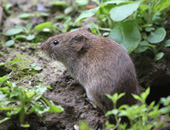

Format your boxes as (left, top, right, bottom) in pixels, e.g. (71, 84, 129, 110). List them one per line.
(41, 27, 91, 63)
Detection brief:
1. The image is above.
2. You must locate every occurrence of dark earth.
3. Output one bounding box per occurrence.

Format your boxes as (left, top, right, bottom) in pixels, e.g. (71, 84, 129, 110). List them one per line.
(0, 0, 170, 130)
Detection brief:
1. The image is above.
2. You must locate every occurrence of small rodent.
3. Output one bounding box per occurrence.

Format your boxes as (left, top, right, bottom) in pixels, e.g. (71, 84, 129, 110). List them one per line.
(41, 27, 138, 113)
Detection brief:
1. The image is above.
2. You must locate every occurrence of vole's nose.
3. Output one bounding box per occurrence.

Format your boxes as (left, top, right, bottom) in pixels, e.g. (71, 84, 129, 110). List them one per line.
(41, 46, 43, 50)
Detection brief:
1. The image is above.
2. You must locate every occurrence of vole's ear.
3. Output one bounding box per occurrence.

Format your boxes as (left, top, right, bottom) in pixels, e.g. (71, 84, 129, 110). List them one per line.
(69, 34, 87, 52)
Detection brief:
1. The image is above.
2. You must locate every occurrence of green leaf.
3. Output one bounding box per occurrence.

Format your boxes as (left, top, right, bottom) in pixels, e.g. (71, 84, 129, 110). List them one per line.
(19, 13, 32, 19)
(49, 1, 68, 6)
(26, 35, 35, 41)
(5, 28, 23, 36)
(79, 121, 90, 130)
(15, 35, 27, 40)
(132, 94, 142, 102)
(154, 52, 164, 61)
(34, 22, 53, 32)
(33, 86, 47, 99)
(164, 39, 170, 47)
(40, 12, 49, 17)
(0, 58, 22, 67)
(42, 97, 64, 113)
(134, 41, 150, 53)
(4, 3, 12, 11)
(5, 40, 15, 47)
(108, 21, 141, 53)
(76, 0, 89, 5)
(140, 88, 150, 103)
(154, 0, 170, 12)
(26, 91, 35, 99)
(34, 66, 42, 71)
(64, 7, 73, 15)
(74, 7, 100, 25)
(0, 117, 10, 124)
(0, 87, 10, 95)
(0, 76, 7, 86)
(86, 23, 101, 36)
(20, 124, 30, 128)
(147, 28, 166, 44)
(110, 0, 141, 22)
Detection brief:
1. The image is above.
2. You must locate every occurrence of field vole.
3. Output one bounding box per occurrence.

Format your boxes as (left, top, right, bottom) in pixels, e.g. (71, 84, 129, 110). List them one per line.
(41, 27, 138, 113)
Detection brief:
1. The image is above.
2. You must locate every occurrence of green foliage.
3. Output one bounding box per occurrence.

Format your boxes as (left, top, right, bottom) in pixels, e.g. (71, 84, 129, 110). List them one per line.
(79, 121, 90, 130)
(0, 59, 22, 67)
(2, 2, 12, 14)
(19, 12, 49, 19)
(4, 23, 35, 47)
(30, 63, 42, 72)
(105, 88, 170, 130)
(109, 0, 141, 22)
(0, 76, 64, 127)
(108, 21, 141, 53)
(49, 1, 68, 6)
(75, 0, 170, 60)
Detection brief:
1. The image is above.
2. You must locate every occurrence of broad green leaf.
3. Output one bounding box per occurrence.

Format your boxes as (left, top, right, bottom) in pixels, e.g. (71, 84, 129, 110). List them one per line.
(5, 40, 15, 47)
(110, 0, 141, 22)
(147, 28, 166, 43)
(19, 13, 32, 19)
(154, 52, 164, 61)
(76, 0, 89, 5)
(164, 39, 170, 47)
(34, 66, 42, 71)
(154, 0, 170, 12)
(26, 35, 35, 41)
(74, 7, 100, 25)
(64, 7, 73, 14)
(5, 28, 23, 36)
(15, 35, 27, 40)
(49, 1, 68, 6)
(134, 41, 149, 53)
(0, 58, 22, 67)
(108, 21, 141, 53)
(34, 22, 53, 32)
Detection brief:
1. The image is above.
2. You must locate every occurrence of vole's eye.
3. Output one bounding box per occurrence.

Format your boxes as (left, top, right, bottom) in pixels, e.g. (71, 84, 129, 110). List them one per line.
(52, 40, 59, 45)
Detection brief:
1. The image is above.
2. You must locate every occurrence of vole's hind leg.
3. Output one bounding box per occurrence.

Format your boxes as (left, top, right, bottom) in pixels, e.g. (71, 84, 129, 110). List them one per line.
(85, 89, 98, 109)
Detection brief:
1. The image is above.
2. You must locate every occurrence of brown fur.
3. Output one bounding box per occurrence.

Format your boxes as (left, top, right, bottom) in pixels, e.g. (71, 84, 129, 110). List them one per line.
(41, 27, 139, 113)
